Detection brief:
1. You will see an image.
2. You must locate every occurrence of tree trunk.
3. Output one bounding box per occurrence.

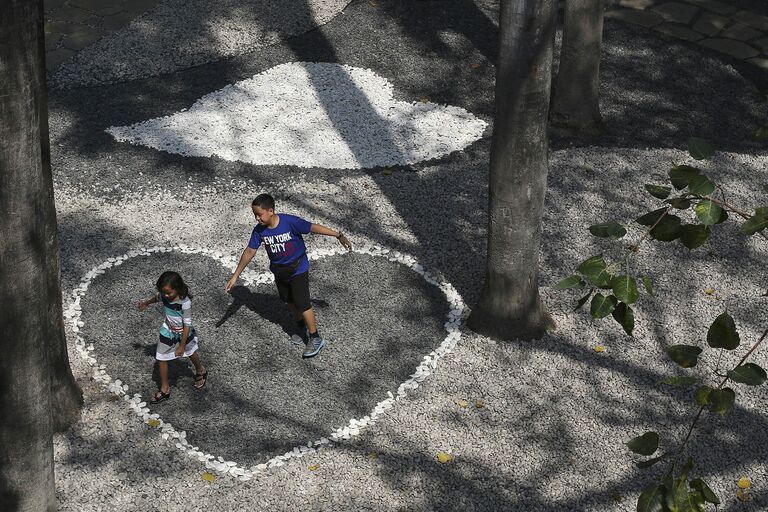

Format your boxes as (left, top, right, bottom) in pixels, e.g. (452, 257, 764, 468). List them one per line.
(550, 0, 605, 136)
(1, 0, 79, 509)
(41, 93, 83, 433)
(468, 0, 557, 341)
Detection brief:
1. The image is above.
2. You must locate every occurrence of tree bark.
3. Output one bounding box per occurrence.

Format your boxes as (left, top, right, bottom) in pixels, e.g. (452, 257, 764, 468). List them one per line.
(0, 0, 79, 509)
(550, 0, 605, 136)
(468, 0, 557, 341)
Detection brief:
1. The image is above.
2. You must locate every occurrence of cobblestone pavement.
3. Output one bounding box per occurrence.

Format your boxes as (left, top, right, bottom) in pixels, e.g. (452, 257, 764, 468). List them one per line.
(608, 0, 768, 69)
(44, 0, 160, 71)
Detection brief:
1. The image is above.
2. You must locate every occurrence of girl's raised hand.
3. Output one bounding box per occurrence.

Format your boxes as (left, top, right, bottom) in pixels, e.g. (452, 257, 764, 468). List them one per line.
(138, 300, 147, 311)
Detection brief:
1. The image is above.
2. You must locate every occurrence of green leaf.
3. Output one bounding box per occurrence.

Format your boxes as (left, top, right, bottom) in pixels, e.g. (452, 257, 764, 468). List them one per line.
(666, 345, 702, 368)
(574, 290, 593, 311)
(687, 175, 715, 196)
(727, 363, 767, 386)
(637, 454, 668, 468)
(708, 387, 735, 416)
(577, 255, 612, 288)
(612, 302, 635, 336)
(665, 197, 692, 209)
(627, 431, 659, 456)
(641, 276, 654, 295)
(589, 222, 627, 239)
(741, 208, 768, 235)
(695, 386, 713, 406)
(611, 275, 640, 304)
(690, 478, 720, 505)
(660, 376, 698, 387)
(669, 165, 702, 190)
(679, 225, 710, 250)
(695, 200, 723, 226)
(674, 489, 705, 512)
(754, 126, 768, 140)
(637, 483, 665, 512)
(590, 293, 617, 319)
(715, 207, 728, 224)
(554, 275, 583, 290)
(636, 207, 669, 226)
(679, 457, 693, 484)
(649, 215, 682, 242)
(706, 311, 740, 350)
(645, 184, 672, 199)
(687, 137, 714, 160)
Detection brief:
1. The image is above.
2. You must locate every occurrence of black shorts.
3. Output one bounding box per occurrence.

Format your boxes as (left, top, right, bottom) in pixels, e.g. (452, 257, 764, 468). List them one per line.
(274, 270, 311, 313)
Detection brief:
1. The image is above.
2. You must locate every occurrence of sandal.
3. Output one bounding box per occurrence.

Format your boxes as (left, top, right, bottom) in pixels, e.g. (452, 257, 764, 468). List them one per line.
(151, 390, 170, 403)
(194, 371, 208, 389)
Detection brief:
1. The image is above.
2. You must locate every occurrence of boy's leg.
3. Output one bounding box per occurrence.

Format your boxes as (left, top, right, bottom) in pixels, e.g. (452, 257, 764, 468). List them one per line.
(301, 308, 318, 334)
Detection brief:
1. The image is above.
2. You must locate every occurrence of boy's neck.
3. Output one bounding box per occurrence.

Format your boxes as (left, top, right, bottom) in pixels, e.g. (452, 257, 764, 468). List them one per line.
(268, 214, 280, 229)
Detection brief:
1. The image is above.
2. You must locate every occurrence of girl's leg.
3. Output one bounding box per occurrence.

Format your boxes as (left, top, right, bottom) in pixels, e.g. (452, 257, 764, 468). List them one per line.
(158, 360, 170, 393)
(189, 352, 206, 375)
(189, 352, 207, 389)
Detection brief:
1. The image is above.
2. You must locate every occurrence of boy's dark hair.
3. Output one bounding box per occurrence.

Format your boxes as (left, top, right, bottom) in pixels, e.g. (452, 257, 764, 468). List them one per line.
(252, 193, 275, 210)
(156, 271, 191, 299)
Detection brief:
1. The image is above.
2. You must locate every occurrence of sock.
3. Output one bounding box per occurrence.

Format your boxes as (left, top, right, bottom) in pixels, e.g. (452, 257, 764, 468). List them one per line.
(310, 331, 320, 339)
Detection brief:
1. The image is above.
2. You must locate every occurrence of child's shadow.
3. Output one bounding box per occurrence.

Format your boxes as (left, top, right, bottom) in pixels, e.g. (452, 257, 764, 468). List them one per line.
(216, 285, 329, 338)
(133, 343, 193, 388)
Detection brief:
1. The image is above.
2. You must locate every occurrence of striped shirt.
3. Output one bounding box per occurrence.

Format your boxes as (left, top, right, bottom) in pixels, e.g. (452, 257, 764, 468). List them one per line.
(159, 295, 195, 345)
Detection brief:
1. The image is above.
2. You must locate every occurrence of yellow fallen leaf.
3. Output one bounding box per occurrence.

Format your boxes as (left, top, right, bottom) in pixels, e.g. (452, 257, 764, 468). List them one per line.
(737, 477, 751, 489)
(457, 399, 468, 408)
(201, 472, 217, 483)
(593, 345, 606, 353)
(308, 464, 320, 471)
(436, 452, 453, 464)
(470, 63, 482, 70)
(369, 0, 379, 6)
(419, 97, 429, 103)
(367, 451, 378, 460)
(382, 169, 392, 175)
(736, 489, 751, 502)
(475, 399, 485, 408)
(611, 491, 623, 502)
(147, 419, 161, 428)
(704, 287, 715, 295)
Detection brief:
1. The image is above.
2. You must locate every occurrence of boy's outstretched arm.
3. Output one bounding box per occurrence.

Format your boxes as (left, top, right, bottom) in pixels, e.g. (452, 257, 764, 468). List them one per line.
(310, 224, 352, 251)
(225, 247, 258, 293)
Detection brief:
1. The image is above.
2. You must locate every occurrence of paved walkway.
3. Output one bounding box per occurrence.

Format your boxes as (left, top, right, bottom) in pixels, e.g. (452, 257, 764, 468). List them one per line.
(44, 0, 160, 71)
(608, 0, 768, 69)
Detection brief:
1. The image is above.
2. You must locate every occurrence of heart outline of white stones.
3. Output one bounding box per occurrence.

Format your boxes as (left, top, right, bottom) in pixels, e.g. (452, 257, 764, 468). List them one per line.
(65, 244, 465, 481)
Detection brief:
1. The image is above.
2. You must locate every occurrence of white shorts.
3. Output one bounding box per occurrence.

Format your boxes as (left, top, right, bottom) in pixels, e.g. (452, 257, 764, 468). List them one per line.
(156, 336, 199, 361)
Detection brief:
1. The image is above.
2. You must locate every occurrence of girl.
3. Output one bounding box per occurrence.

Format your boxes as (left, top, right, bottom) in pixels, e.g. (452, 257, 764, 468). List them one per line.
(138, 271, 207, 403)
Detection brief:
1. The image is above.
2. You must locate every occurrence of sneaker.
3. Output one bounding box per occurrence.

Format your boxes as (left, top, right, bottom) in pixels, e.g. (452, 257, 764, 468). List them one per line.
(291, 320, 309, 346)
(303, 335, 326, 358)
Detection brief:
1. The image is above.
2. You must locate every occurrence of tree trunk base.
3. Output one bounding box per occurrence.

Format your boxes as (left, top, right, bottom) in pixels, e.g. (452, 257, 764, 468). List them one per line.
(467, 300, 556, 342)
(549, 112, 607, 141)
(50, 378, 83, 432)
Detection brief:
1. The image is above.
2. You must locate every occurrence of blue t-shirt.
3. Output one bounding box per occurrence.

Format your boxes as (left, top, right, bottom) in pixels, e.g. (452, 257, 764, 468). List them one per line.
(248, 214, 312, 276)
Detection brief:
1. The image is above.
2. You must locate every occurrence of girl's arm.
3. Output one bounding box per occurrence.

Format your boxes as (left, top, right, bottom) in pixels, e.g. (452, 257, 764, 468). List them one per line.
(175, 325, 190, 357)
(175, 301, 193, 356)
(225, 247, 258, 292)
(138, 293, 159, 311)
(310, 223, 352, 251)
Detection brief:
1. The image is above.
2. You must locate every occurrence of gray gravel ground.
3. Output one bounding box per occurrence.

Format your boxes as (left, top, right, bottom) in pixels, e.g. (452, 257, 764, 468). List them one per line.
(49, 0, 768, 510)
(79, 250, 447, 464)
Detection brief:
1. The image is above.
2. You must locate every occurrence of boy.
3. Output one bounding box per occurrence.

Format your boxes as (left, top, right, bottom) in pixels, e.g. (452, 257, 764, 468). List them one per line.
(225, 193, 352, 358)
